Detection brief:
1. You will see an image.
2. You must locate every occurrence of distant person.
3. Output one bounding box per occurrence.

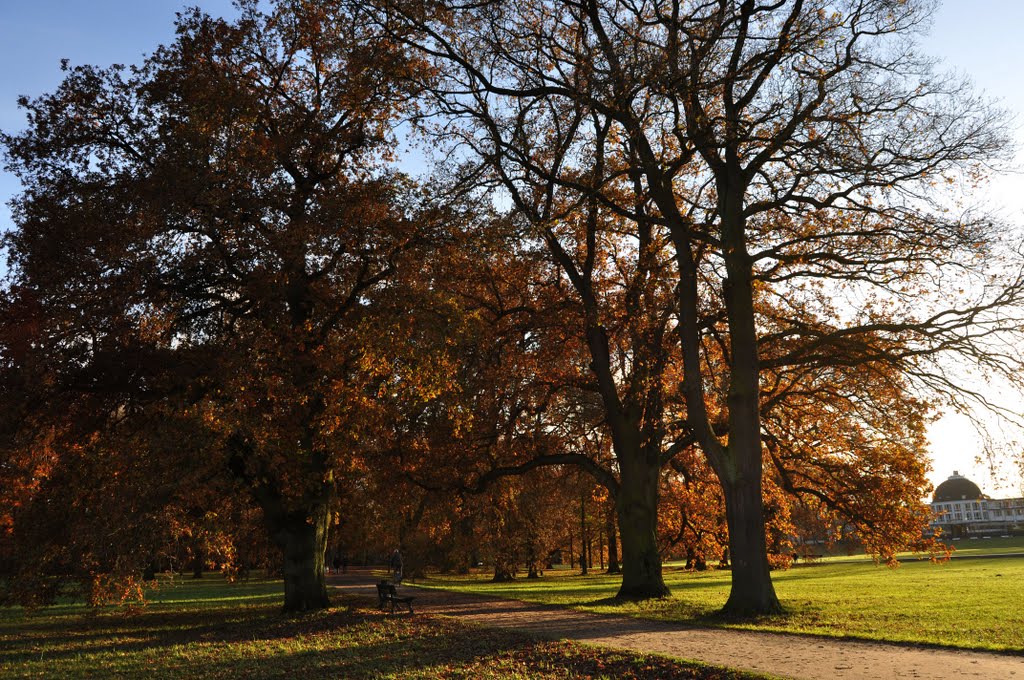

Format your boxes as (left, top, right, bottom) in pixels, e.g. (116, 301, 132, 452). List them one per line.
(341, 553, 348, 574)
(390, 548, 403, 584)
(332, 556, 341, 574)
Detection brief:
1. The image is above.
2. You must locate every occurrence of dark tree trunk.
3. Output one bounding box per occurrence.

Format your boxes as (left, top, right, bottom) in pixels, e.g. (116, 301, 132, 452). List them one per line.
(492, 566, 515, 582)
(265, 501, 331, 612)
(615, 460, 669, 599)
(226, 403, 332, 613)
(583, 302, 667, 597)
(606, 505, 621, 574)
(191, 546, 204, 579)
(716, 186, 782, 617)
(525, 541, 541, 579)
(721, 477, 782, 615)
(685, 547, 708, 571)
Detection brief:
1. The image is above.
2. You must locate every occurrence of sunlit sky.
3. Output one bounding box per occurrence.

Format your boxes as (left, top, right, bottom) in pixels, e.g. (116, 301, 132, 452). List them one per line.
(2, 1, 1024, 497)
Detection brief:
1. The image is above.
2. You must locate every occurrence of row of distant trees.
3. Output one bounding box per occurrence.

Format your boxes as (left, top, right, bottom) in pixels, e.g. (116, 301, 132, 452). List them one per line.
(3, 0, 1024, 615)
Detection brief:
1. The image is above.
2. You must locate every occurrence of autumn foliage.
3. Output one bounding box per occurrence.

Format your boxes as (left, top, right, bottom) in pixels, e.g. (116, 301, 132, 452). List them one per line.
(2, 0, 1020, 615)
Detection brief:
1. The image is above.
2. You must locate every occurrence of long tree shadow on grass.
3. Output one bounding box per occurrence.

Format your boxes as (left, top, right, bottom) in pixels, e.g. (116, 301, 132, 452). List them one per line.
(1, 595, 757, 679)
(0, 606, 284, 664)
(0, 596, 382, 666)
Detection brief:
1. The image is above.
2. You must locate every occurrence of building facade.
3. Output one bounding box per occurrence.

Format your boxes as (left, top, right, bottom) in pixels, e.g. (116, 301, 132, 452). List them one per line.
(930, 471, 1024, 538)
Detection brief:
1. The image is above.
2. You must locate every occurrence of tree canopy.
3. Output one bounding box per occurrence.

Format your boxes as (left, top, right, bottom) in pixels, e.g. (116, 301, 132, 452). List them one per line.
(1, 0, 439, 610)
(3, 0, 1023, 616)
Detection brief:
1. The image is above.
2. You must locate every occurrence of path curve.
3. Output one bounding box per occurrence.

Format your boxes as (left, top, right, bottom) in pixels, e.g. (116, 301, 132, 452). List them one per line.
(328, 569, 1022, 679)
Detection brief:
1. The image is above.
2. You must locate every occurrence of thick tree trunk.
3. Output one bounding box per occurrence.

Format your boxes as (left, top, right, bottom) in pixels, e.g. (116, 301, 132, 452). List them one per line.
(685, 547, 707, 571)
(615, 461, 669, 599)
(191, 546, 204, 579)
(718, 184, 782, 617)
(582, 304, 667, 597)
(492, 565, 516, 582)
(266, 502, 331, 612)
(721, 477, 782, 615)
(228, 413, 332, 612)
(525, 541, 541, 579)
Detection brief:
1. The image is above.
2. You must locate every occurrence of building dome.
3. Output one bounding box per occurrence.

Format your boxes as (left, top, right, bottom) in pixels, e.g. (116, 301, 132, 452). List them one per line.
(933, 471, 983, 502)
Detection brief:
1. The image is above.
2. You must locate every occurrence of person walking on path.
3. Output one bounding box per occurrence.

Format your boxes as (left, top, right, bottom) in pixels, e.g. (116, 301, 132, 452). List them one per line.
(389, 548, 403, 585)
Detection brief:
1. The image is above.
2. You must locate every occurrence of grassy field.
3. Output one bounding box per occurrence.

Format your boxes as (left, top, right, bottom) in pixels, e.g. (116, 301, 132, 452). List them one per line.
(418, 557, 1024, 652)
(787, 535, 1024, 563)
(0, 576, 763, 679)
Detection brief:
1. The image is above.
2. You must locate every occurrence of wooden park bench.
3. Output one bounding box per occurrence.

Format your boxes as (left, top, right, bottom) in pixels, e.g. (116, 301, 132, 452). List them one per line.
(376, 581, 415, 614)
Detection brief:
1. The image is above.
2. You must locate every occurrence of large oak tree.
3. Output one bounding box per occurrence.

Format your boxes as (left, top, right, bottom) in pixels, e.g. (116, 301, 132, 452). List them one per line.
(1, 0, 431, 611)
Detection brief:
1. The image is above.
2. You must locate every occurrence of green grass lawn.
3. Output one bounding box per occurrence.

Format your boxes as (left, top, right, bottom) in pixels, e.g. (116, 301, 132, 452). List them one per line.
(418, 557, 1024, 652)
(0, 576, 763, 679)
(784, 535, 1024, 563)
(933, 535, 1024, 557)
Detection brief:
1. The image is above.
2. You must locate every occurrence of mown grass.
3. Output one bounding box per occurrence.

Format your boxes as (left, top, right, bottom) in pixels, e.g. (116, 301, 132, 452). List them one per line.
(419, 557, 1024, 652)
(941, 535, 1024, 557)
(0, 576, 764, 679)
(784, 534, 1024, 564)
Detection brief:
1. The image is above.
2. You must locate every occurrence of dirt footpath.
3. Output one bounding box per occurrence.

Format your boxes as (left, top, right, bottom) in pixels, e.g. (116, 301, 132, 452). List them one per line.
(329, 570, 1022, 679)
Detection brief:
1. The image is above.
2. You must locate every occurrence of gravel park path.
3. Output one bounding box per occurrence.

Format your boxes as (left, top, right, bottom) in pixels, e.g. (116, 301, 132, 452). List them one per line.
(329, 568, 1022, 679)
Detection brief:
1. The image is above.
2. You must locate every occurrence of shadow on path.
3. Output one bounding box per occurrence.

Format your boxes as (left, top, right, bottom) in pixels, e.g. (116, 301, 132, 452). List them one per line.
(329, 568, 1022, 680)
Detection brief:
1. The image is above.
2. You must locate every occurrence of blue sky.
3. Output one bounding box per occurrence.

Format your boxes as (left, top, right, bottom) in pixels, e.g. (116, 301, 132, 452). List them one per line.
(0, 0, 239, 235)
(5, 1, 1022, 239)
(2, 1, 1023, 494)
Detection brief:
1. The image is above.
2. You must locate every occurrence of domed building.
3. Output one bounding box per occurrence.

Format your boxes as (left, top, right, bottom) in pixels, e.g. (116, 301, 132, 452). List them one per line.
(930, 471, 1024, 538)
(933, 472, 983, 503)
